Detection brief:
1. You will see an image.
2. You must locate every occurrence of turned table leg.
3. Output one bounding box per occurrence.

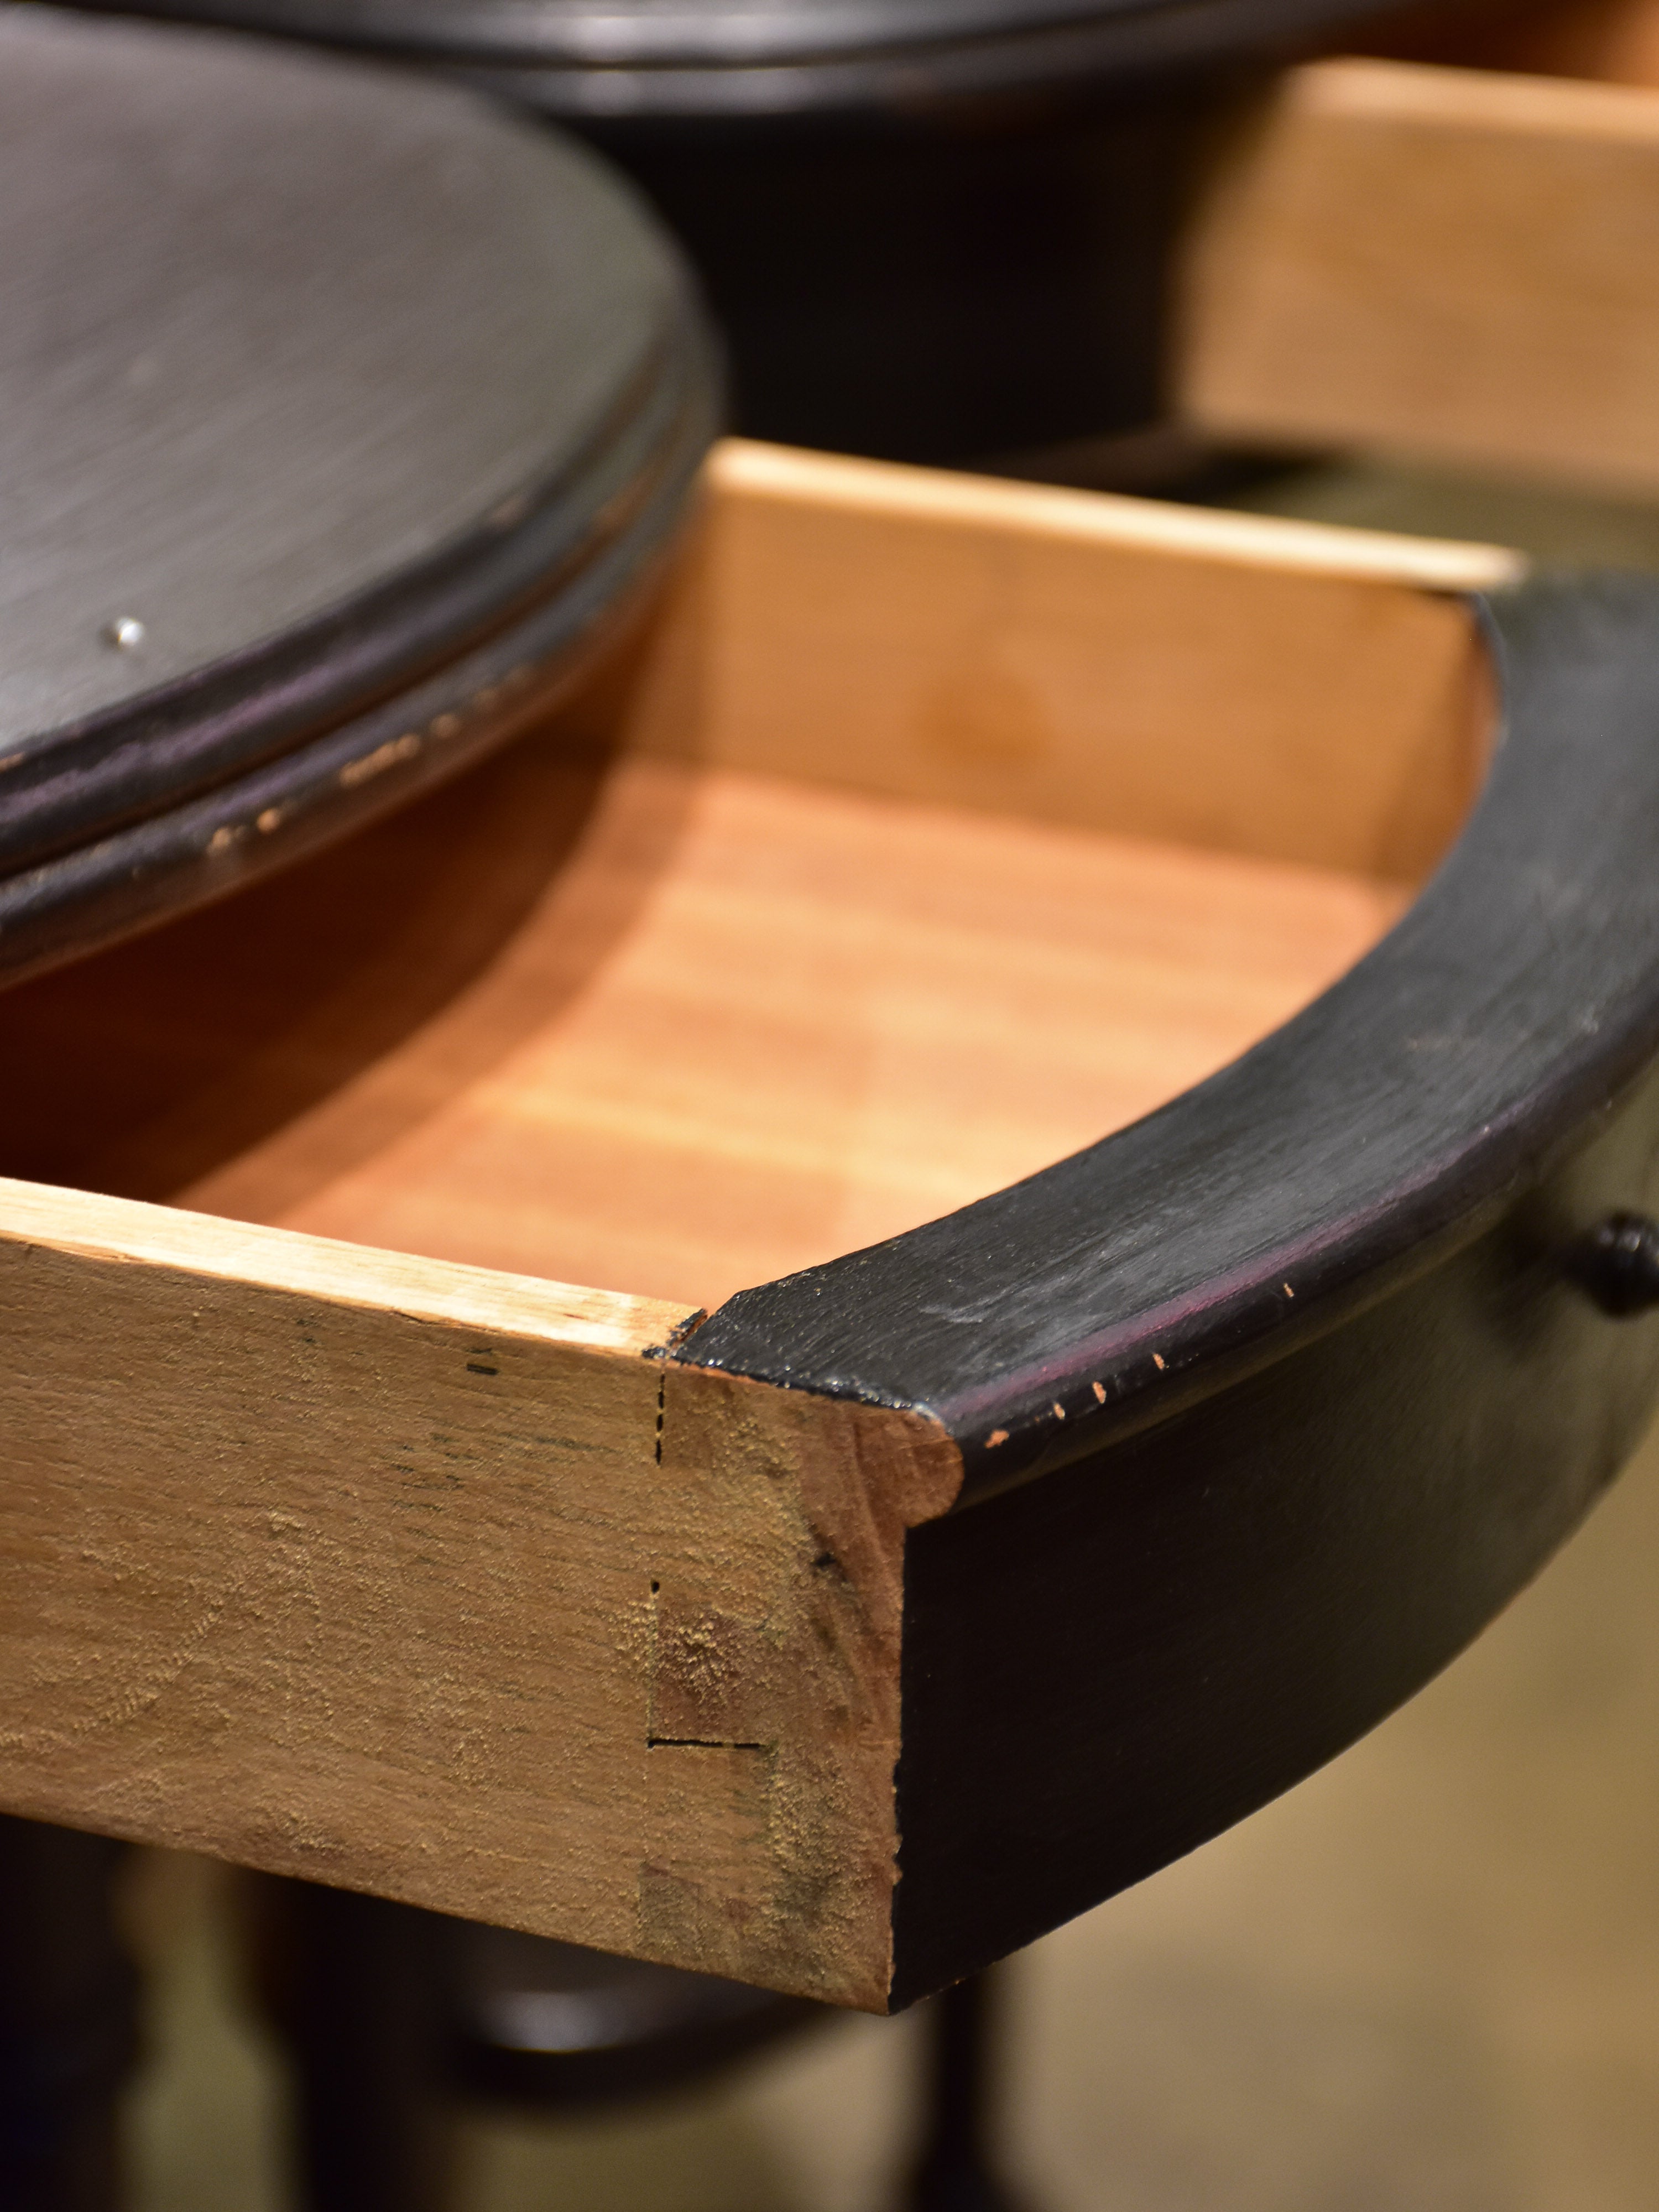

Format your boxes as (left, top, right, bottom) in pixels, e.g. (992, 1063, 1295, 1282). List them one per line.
(907, 1967, 1025, 2212)
(271, 1880, 451, 2212)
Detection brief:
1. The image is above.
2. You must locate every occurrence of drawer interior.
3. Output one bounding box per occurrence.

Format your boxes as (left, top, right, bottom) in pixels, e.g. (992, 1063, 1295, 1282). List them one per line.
(0, 440, 1516, 1315)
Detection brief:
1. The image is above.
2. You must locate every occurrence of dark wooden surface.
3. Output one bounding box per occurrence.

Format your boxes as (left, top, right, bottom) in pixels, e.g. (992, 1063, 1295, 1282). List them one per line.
(686, 578, 1659, 1490)
(582, 104, 1194, 461)
(891, 1087, 1659, 1998)
(67, 0, 1482, 111)
(0, 8, 712, 954)
(680, 575, 1659, 2000)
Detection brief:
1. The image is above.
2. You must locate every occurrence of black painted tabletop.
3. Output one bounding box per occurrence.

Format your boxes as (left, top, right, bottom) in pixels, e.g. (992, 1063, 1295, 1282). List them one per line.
(53, 0, 1457, 109)
(0, 7, 715, 979)
(0, 8, 697, 869)
(45, 0, 1397, 61)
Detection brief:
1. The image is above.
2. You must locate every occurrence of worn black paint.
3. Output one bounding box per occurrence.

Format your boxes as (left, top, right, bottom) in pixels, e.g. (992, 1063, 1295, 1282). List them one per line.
(66, 0, 1448, 115)
(686, 580, 1659, 1486)
(0, 10, 716, 974)
(0, 347, 711, 986)
(678, 574, 1659, 2001)
(891, 1075, 1659, 2001)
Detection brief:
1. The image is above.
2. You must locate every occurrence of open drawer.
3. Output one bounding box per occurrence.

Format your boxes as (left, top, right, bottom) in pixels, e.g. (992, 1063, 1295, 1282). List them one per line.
(1178, 0, 1659, 494)
(7, 439, 1659, 2016)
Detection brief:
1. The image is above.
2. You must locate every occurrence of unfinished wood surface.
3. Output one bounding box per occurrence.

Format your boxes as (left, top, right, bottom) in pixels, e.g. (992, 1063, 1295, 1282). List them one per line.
(0, 1177, 959, 2009)
(0, 747, 1409, 1314)
(621, 441, 1512, 884)
(1180, 57, 1659, 495)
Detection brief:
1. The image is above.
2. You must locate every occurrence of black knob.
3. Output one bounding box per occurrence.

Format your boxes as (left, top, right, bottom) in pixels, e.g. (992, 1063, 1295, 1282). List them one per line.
(1574, 1212, 1659, 1317)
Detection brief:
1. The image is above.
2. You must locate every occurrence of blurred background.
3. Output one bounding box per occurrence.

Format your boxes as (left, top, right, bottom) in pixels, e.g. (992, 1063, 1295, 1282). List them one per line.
(119, 1369, 1659, 2212)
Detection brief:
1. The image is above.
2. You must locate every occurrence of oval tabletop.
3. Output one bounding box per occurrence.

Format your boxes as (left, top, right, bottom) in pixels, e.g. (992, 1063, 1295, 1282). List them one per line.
(0, 7, 714, 977)
(55, 0, 1465, 112)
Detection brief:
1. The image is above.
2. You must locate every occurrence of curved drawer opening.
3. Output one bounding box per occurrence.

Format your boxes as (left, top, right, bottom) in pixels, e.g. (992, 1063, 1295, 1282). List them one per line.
(0, 439, 1510, 1317)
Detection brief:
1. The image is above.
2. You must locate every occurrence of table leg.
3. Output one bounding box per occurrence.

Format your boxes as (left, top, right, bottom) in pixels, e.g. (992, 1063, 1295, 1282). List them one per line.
(272, 1880, 451, 2212)
(907, 1966, 1026, 2212)
(0, 1814, 137, 2212)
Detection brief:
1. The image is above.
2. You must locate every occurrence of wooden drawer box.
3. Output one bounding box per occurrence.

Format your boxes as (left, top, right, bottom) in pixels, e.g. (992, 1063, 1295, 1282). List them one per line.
(7, 438, 1659, 2016)
(1179, 0, 1659, 494)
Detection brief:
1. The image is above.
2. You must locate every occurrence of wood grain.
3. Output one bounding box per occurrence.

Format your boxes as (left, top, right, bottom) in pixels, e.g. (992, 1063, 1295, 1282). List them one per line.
(1180, 56, 1659, 494)
(0, 750, 1408, 1316)
(0, 1179, 958, 2010)
(627, 441, 1512, 883)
